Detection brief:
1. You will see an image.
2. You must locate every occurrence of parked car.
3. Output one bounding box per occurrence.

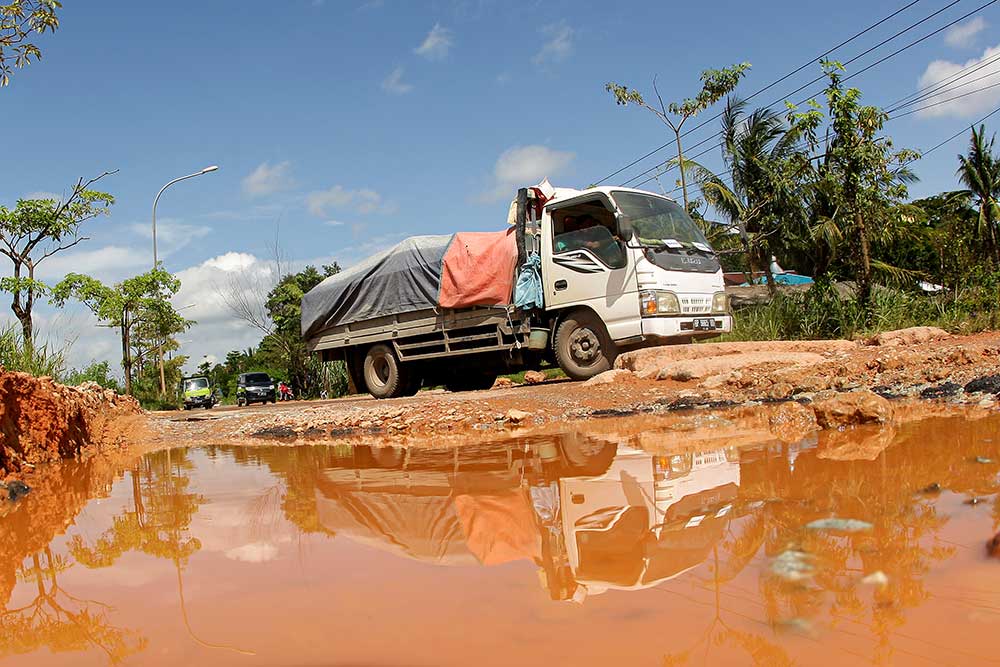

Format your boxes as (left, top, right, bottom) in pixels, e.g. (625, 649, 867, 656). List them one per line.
(182, 376, 217, 410)
(236, 372, 277, 406)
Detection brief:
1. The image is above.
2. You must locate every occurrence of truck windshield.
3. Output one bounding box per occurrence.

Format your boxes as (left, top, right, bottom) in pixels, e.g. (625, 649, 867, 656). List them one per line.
(244, 373, 271, 386)
(612, 191, 720, 273)
(184, 378, 209, 391)
(612, 191, 709, 248)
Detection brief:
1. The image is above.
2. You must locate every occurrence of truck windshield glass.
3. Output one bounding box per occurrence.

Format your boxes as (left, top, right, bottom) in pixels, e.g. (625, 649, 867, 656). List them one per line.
(612, 192, 709, 248)
(184, 378, 208, 391)
(244, 373, 271, 386)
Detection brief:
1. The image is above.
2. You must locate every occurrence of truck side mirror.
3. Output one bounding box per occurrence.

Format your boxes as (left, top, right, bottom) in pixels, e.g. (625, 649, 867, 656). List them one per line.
(617, 218, 633, 241)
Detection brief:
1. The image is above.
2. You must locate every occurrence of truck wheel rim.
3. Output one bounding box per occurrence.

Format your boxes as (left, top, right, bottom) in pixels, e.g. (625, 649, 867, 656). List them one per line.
(569, 328, 599, 365)
(372, 357, 391, 385)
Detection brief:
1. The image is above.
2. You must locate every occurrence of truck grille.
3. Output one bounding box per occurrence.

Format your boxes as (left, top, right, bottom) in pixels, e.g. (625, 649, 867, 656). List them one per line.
(680, 296, 711, 314)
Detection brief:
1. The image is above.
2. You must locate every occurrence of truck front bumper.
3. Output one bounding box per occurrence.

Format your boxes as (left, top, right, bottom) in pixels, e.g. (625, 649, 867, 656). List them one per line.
(641, 314, 732, 340)
(184, 395, 213, 408)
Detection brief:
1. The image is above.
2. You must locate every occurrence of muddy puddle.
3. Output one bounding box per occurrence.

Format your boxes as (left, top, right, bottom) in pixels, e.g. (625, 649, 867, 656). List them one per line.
(4, 412, 1000, 665)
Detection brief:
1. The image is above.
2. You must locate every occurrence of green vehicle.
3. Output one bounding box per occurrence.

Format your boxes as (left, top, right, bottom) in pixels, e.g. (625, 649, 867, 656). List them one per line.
(181, 376, 217, 410)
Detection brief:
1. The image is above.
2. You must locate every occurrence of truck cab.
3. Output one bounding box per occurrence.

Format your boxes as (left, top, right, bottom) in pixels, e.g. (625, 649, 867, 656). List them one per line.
(539, 186, 730, 352)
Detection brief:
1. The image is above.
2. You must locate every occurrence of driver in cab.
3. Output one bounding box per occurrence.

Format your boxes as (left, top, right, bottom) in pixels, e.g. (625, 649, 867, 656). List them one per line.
(554, 214, 624, 267)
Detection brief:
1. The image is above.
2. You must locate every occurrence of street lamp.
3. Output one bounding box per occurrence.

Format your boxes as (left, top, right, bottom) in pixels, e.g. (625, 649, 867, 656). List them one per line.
(152, 165, 219, 267)
(151, 166, 219, 396)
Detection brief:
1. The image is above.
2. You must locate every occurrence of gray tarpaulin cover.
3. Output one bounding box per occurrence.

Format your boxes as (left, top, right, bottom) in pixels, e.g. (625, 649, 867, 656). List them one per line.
(301, 235, 453, 339)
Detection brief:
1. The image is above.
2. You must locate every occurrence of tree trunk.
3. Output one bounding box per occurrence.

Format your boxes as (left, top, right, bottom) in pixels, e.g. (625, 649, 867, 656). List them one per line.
(9, 263, 33, 343)
(675, 128, 689, 212)
(855, 209, 872, 312)
(122, 313, 133, 396)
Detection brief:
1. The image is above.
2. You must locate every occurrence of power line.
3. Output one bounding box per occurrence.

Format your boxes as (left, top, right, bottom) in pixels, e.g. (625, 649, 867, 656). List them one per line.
(623, 0, 999, 189)
(890, 80, 1000, 117)
(887, 50, 1000, 110)
(592, 0, 926, 184)
(888, 67, 1000, 113)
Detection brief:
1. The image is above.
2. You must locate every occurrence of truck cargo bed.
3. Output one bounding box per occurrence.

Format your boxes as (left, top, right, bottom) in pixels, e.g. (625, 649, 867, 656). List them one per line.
(309, 306, 530, 361)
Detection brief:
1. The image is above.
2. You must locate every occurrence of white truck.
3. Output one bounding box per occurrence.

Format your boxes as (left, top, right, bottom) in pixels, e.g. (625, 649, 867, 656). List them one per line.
(301, 184, 731, 398)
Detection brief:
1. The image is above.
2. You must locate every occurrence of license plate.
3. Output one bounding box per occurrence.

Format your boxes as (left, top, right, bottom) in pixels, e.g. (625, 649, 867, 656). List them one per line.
(693, 318, 716, 331)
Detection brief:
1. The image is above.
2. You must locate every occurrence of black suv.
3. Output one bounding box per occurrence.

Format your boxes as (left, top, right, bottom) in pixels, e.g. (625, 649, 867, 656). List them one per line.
(237, 372, 277, 406)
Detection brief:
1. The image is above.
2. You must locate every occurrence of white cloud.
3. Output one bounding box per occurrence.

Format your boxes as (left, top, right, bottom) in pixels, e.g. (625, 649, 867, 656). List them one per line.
(129, 219, 212, 257)
(34, 245, 151, 282)
(945, 17, 987, 49)
(324, 220, 346, 226)
(225, 542, 279, 563)
(414, 23, 453, 61)
(382, 66, 414, 95)
(915, 44, 1000, 119)
(22, 190, 61, 201)
(306, 185, 386, 216)
(242, 161, 295, 197)
(478, 145, 574, 202)
(533, 22, 573, 66)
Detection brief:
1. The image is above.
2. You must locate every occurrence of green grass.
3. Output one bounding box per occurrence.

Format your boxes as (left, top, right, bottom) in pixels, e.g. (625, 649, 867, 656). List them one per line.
(0, 324, 67, 378)
(721, 281, 998, 342)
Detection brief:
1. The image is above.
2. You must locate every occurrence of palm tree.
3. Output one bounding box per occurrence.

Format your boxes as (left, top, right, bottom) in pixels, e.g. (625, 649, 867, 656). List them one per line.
(680, 98, 803, 293)
(956, 124, 1000, 267)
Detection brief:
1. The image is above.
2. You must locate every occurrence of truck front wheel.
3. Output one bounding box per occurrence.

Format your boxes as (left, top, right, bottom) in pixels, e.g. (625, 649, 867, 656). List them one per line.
(363, 343, 410, 399)
(554, 311, 616, 381)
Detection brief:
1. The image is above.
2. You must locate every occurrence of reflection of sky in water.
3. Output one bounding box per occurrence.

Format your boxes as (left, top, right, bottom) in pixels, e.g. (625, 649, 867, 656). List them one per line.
(2, 414, 1000, 666)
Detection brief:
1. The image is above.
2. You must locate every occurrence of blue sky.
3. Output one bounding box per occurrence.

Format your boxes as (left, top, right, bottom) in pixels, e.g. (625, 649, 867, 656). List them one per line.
(2, 0, 999, 373)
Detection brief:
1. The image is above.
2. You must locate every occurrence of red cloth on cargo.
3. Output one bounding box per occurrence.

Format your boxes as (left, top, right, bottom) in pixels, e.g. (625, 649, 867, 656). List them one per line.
(438, 229, 518, 309)
(453, 490, 541, 566)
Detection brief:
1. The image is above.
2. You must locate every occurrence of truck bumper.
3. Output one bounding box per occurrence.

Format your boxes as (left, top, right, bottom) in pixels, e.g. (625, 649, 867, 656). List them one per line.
(640, 315, 732, 340)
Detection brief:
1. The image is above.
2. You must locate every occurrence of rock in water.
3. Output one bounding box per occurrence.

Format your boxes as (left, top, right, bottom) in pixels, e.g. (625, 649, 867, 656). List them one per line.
(975, 456, 994, 464)
(771, 550, 814, 582)
(965, 375, 1000, 395)
(919, 482, 941, 494)
(1, 480, 30, 501)
(989, 533, 1000, 557)
(861, 571, 889, 587)
(806, 518, 873, 533)
(811, 392, 893, 429)
(505, 409, 532, 424)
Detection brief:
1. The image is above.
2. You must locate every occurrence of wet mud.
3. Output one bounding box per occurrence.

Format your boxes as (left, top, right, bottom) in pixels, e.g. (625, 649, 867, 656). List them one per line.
(3, 411, 1000, 665)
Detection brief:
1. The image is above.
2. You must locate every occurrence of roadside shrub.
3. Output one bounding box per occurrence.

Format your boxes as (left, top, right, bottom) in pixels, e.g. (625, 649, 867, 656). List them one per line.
(0, 324, 67, 378)
(63, 360, 123, 392)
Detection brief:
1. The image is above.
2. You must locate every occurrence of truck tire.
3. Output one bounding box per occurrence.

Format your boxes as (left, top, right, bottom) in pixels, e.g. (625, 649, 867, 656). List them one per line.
(363, 343, 409, 399)
(554, 310, 617, 380)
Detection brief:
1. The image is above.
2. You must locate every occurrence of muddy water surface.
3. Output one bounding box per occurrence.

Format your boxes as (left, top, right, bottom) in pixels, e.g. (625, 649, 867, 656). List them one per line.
(4, 412, 1000, 665)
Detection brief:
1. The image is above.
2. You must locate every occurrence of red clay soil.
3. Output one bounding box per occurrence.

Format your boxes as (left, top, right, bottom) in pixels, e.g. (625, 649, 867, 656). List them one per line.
(0, 373, 142, 480)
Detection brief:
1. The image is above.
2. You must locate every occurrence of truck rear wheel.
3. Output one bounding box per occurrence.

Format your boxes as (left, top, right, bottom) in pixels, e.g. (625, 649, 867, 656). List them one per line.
(363, 343, 410, 399)
(554, 310, 616, 380)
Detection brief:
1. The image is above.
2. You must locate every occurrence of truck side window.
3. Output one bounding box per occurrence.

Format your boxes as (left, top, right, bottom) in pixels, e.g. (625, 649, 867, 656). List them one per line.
(552, 205, 626, 269)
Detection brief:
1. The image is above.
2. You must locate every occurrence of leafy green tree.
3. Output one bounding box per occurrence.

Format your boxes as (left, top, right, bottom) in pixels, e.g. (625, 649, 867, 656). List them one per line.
(606, 62, 751, 210)
(260, 263, 340, 395)
(0, 0, 60, 86)
(0, 174, 114, 341)
(63, 360, 122, 392)
(680, 98, 804, 293)
(955, 124, 1000, 266)
(790, 61, 919, 309)
(51, 268, 190, 396)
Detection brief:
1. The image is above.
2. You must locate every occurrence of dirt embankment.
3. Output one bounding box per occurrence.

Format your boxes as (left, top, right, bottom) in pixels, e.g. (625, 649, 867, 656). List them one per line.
(0, 373, 142, 480)
(141, 327, 1000, 451)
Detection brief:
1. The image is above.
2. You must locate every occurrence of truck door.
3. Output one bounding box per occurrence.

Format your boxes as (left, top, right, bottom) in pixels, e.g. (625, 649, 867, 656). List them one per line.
(542, 194, 641, 341)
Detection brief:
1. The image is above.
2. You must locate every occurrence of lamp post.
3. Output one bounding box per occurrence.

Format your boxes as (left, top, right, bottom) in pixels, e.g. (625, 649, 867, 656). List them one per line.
(152, 166, 219, 397)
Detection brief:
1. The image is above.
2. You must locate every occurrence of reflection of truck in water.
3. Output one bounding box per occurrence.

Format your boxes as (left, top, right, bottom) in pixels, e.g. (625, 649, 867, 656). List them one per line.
(311, 436, 740, 601)
(301, 184, 731, 398)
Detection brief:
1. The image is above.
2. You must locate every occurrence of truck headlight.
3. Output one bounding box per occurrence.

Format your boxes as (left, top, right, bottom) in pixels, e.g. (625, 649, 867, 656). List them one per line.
(639, 290, 681, 316)
(712, 291, 729, 314)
